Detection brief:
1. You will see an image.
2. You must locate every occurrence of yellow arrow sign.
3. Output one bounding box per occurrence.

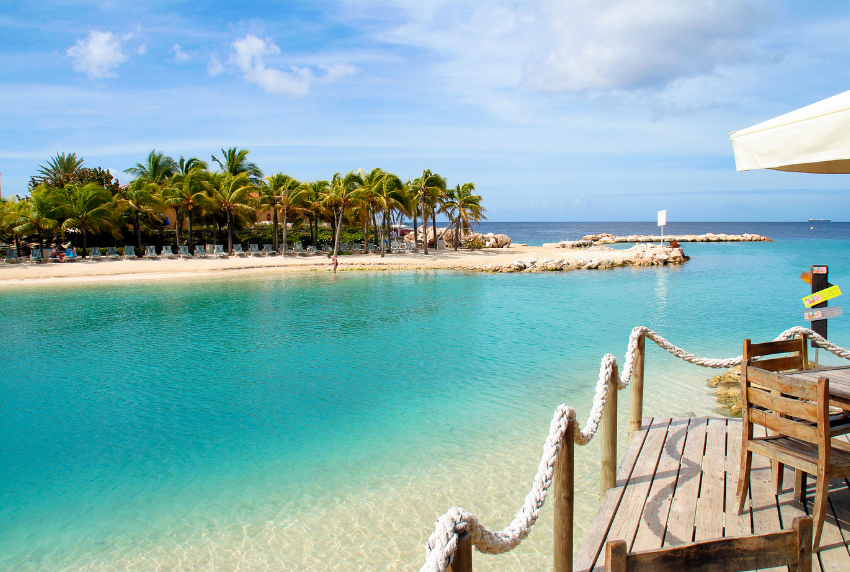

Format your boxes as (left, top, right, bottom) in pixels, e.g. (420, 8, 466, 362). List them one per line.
(803, 285, 842, 308)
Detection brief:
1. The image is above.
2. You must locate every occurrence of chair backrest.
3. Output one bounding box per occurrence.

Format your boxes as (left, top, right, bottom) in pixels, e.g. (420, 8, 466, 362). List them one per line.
(264, 244, 273, 251)
(180, 245, 189, 255)
(31, 249, 43, 259)
(743, 360, 828, 447)
(107, 247, 118, 255)
(195, 246, 205, 255)
(234, 244, 243, 253)
(66, 248, 76, 258)
(91, 247, 101, 257)
(125, 246, 135, 257)
(146, 246, 156, 256)
(206, 244, 214, 254)
(215, 244, 224, 253)
(743, 337, 808, 372)
(250, 244, 260, 252)
(605, 515, 812, 572)
(162, 246, 172, 255)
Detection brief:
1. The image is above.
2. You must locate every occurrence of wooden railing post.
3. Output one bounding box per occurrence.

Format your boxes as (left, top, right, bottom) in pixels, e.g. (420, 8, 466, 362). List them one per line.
(601, 364, 618, 497)
(447, 531, 472, 572)
(629, 334, 645, 438)
(553, 418, 575, 572)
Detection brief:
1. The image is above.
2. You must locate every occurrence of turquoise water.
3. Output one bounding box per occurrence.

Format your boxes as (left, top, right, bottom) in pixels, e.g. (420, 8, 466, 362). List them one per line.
(2, 236, 849, 571)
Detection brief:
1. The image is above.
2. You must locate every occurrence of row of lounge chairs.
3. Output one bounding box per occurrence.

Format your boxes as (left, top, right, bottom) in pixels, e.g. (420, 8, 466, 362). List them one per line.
(4, 240, 421, 264)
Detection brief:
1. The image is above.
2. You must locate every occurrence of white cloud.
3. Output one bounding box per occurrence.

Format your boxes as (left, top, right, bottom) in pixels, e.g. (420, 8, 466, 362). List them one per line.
(226, 35, 356, 96)
(136, 44, 147, 56)
(207, 55, 224, 76)
(171, 43, 190, 63)
(66, 31, 134, 78)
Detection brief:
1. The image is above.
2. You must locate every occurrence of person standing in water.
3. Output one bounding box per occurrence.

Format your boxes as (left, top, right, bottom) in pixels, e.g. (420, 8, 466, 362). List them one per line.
(329, 254, 338, 274)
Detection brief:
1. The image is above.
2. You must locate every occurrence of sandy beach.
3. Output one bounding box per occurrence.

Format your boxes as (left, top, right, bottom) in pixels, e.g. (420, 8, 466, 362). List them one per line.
(0, 244, 685, 286)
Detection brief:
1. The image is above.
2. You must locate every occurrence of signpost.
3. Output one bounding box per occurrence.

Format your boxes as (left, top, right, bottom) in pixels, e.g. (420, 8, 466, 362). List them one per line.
(804, 307, 843, 321)
(657, 210, 667, 251)
(802, 265, 840, 352)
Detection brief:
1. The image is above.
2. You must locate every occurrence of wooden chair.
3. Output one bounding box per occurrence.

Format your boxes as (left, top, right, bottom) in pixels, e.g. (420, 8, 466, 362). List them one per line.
(604, 516, 812, 572)
(736, 362, 850, 549)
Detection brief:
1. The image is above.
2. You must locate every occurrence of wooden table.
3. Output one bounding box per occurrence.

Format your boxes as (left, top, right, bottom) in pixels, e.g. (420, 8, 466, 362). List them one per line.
(784, 365, 850, 410)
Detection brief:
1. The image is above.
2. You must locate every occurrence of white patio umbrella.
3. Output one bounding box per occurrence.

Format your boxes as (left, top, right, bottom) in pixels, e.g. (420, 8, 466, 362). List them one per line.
(730, 89, 850, 173)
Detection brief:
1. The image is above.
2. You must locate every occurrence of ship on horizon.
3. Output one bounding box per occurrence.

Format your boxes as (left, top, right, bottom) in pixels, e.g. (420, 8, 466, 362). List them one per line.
(809, 218, 831, 222)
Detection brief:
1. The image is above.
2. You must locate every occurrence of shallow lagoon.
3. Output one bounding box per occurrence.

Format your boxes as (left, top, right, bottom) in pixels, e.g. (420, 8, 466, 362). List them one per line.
(2, 236, 849, 571)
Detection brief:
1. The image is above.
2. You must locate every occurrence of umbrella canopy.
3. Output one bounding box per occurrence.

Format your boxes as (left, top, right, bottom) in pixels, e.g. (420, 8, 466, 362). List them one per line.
(730, 89, 850, 174)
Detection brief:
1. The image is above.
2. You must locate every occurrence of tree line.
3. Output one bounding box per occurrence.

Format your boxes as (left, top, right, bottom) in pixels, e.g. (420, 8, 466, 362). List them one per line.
(0, 148, 486, 259)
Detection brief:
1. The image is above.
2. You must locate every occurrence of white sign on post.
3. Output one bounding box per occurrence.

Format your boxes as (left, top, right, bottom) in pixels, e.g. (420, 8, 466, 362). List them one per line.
(657, 210, 667, 250)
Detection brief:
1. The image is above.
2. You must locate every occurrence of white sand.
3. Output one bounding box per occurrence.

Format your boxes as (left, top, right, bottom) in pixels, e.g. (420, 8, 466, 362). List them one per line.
(0, 245, 663, 287)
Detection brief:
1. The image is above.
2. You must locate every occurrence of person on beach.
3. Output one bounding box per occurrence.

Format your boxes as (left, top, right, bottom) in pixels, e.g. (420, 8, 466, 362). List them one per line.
(51, 245, 66, 262)
(329, 254, 338, 274)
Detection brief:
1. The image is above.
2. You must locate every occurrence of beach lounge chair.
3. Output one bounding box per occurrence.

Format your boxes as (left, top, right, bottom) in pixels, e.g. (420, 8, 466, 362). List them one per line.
(292, 242, 306, 255)
(214, 244, 228, 258)
(250, 244, 263, 256)
(368, 243, 378, 251)
(206, 244, 215, 257)
(107, 246, 120, 260)
(263, 244, 278, 256)
(30, 248, 44, 263)
(90, 247, 102, 261)
(340, 243, 350, 253)
(145, 246, 158, 258)
(5, 249, 20, 264)
(233, 244, 248, 257)
(306, 245, 319, 255)
(162, 246, 176, 259)
(194, 245, 206, 257)
(65, 247, 79, 262)
(179, 245, 190, 258)
(405, 242, 416, 252)
(124, 246, 136, 259)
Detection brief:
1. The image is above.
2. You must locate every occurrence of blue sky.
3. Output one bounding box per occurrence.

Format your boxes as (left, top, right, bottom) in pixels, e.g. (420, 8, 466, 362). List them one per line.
(1, 0, 849, 221)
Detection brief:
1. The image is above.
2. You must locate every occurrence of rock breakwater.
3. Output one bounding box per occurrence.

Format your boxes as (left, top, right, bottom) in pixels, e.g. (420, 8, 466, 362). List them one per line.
(473, 243, 687, 273)
(578, 232, 771, 246)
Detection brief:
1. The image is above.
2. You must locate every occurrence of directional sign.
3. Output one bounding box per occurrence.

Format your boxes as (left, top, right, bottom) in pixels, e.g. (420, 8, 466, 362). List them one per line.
(812, 266, 828, 274)
(805, 307, 843, 321)
(801, 271, 812, 285)
(803, 285, 842, 308)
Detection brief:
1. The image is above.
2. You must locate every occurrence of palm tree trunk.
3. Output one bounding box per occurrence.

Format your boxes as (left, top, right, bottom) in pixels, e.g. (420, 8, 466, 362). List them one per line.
(421, 195, 428, 254)
(227, 210, 233, 254)
(14, 234, 21, 257)
(174, 212, 181, 248)
(282, 209, 288, 256)
(82, 225, 88, 258)
(412, 209, 419, 251)
(272, 207, 279, 251)
(363, 217, 369, 254)
(380, 208, 386, 257)
(135, 212, 142, 254)
(332, 207, 343, 258)
(431, 207, 438, 251)
(454, 216, 460, 250)
(188, 211, 194, 251)
(38, 229, 44, 252)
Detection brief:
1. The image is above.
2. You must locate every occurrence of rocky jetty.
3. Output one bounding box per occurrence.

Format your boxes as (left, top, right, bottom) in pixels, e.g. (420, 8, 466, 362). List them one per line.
(709, 366, 742, 415)
(473, 243, 687, 273)
(578, 232, 771, 246)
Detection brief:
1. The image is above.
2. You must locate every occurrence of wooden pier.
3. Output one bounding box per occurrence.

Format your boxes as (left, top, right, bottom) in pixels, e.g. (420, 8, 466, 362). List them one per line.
(574, 417, 850, 572)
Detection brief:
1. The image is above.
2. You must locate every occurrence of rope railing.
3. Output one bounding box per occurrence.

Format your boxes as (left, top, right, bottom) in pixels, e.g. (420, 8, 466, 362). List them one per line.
(420, 326, 850, 572)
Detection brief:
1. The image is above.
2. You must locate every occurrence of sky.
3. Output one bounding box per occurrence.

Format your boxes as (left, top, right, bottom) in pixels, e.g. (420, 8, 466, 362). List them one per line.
(1, 0, 850, 221)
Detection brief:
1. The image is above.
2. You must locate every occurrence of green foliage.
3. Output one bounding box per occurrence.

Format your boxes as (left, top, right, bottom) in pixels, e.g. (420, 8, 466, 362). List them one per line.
(463, 235, 485, 251)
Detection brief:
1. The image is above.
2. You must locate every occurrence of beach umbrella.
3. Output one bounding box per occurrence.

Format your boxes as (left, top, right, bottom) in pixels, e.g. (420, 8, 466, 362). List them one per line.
(730, 89, 850, 173)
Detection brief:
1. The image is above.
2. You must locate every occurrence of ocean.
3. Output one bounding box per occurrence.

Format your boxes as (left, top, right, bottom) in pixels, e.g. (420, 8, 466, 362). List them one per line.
(1, 222, 848, 571)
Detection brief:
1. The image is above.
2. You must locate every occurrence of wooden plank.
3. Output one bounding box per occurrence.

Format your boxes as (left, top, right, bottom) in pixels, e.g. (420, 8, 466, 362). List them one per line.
(664, 418, 708, 546)
(748, 388, 820, 422)
(725, 419, 753, 539)
(812, 477, 850, 572)
(746, 366, 818, 400)
(778, 466, 823, 572)
(828, 478, 850, 557)
(747, 339, 806, 359)
(604, 418, 670, 548)
(631, 418, 691, 551)
(748, 425, 784, 572)
(694, 418, 725, 541)
(748, 409, 820, 442)
(574, 417, 655, 572)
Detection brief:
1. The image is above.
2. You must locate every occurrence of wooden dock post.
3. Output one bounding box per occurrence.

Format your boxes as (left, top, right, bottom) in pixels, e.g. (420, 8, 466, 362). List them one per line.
(447, 531, 472, 572)
(553, 417, 575, 572)
(601, 364, 618, 497)
(629, 334, 645, 438)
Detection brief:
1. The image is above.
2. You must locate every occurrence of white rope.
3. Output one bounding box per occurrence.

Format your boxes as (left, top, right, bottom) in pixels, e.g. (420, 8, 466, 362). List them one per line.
(419, 326, 850, 572)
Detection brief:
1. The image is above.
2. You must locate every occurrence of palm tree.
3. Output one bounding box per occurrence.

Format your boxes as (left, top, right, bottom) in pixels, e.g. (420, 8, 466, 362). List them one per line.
(321, 171, 364, 258)
(212, 147, 263, 183)
(2, 197, 27, 255)
(52, 183, 120, 257)
(372, 173, 409, 257)
(205, 173, 255, 254)
(34, 153, 85, 187)
(116, 179, 164, 254)
(442, 182, 486, 249)
(13, 185, 59, 251)
(409, 170, 446, 255)
(163, 169, 209, 252)
(299, 180, 329, 248)
(258, 173, 303, 254)
(177, 155, 208, 175)
(125, 150, 178, 183)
